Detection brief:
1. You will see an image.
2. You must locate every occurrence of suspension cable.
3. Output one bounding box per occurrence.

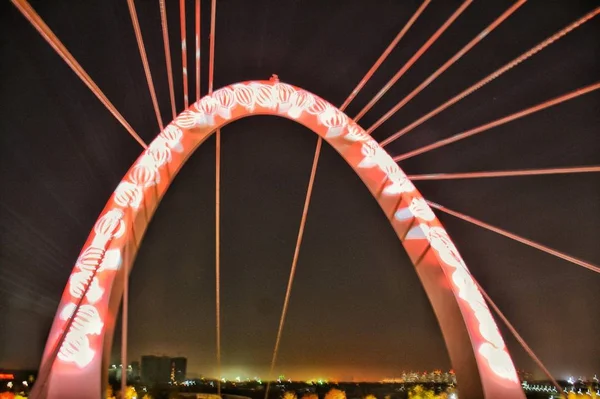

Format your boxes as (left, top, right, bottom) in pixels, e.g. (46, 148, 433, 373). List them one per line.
(195, 0, 201, 100)
(355, 0, 473, 123)
(469, 273, 564, 395)
(426, 200, 600, 274)
(126, 0, 164, 132)
(264, 138, 322, 399)
(208, 0, 217, 94)
(339, 0, 431, 112)
(121, 249, 128, 396)
(207, 0, 221, 394)
(212, 50, 222, 399)
(160, 0, 177, 119)
(408, 165, 600, 180)
(393, 81, 600, 161)
(11, 0, 147, 148)
(121, 217, 136, 397)
(381, 6, 600, 147)
(180, 0, 189, 108)
(264, 1, 433, 390)
(368, 0, 526, 135)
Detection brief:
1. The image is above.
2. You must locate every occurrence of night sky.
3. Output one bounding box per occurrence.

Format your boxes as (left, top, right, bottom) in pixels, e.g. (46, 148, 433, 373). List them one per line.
(1, 0, 599, 382)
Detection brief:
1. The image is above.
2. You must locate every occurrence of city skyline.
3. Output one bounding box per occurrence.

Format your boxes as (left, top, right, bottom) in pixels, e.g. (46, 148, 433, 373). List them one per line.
(101, 358, 600, 384)
(109, 355, 597, 383)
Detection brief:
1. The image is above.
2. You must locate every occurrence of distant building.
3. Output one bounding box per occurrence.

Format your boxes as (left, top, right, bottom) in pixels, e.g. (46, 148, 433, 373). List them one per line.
(131, 361, 141, 380)
(140, 355, 187, 385)
(384, 370, 456, 385)
(142, 355, 172, 385)
(171, 357, 187, 383)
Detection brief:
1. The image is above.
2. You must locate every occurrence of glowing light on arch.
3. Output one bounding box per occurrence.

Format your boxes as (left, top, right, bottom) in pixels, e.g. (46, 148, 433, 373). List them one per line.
(37, 80, 525, 399)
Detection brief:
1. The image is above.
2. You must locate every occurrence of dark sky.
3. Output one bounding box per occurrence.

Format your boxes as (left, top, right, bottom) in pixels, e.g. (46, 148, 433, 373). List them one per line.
(1, 0, 599, 382)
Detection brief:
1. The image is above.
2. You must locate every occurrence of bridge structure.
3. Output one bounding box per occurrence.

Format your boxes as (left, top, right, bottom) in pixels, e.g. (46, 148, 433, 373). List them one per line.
(7, 0, 599, 398)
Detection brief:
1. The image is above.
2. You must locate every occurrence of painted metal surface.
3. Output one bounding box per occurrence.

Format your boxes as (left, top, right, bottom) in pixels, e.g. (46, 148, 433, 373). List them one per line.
(35, 80, 524, 399)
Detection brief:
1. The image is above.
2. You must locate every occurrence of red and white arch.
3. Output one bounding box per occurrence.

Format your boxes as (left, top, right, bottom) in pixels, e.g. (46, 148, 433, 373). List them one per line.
(37, 80, 524, 399)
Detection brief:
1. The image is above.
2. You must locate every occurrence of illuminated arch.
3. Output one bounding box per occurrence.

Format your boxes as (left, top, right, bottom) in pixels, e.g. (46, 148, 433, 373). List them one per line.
(37, 80, 525, 399)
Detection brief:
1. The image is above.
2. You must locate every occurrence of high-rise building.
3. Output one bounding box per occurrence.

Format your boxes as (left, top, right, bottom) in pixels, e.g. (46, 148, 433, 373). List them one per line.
(170, 357, 187, 383)
(131, 361, 141, 380)
(141, 355, 172, 385)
